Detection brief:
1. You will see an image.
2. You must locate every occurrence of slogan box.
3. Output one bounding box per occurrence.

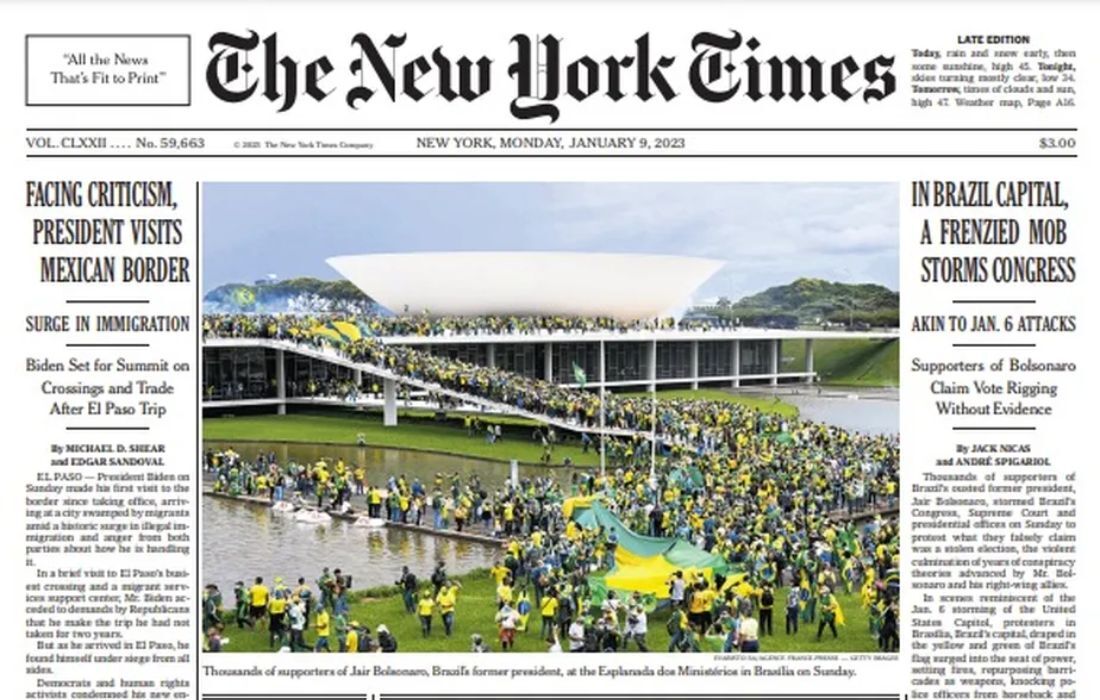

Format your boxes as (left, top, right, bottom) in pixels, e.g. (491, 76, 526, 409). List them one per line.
(26, 34, 191, 106)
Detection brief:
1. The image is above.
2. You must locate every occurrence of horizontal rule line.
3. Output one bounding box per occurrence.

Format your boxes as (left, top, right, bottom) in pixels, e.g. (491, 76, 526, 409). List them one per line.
(25, 126, 1076, 132)
(66, 343, 150, 348)
(952, 426, 1037, 431)
(380, 696, 901, 699)
(25, 153, 1078, 159)
(952, 343, 1036, 348)
(66, 299, 150, 304)
(66, 426, 150, 431)
(952, 299, 1037, 304)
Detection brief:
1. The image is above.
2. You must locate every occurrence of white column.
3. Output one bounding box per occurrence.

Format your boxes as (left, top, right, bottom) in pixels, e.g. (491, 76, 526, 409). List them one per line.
(598, 340, 606, 385)
(275, 348, 286, 415)
(804, 338, 815, 384)
(383, 377, 397, 426)
(730, 339, 741, 388)
(354, 368, 363, 386)
(690, 340, 699, 390)
(486, 343, 496, 368)
(544, 342, 553, 382)
(769, 338, 780, 386)
(598, 340, 606, 477)
(647, 339, 657, 392)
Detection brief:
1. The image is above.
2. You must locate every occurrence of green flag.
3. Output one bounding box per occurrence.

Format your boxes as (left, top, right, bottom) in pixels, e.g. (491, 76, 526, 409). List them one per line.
(572, 362, 587, 387)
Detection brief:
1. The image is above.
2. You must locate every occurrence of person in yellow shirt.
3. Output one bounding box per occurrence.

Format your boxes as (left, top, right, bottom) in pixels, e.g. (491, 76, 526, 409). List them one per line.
(248, 577, 269, 628)
(437, 582, 459, 636)
(565, 520, 580, 541)
(267, 591, 288, 649)
(539, 588, 559, 641)
(490, 561, 509, 587)
(345, 621, 359, 653)
(417, 590, 436, 637)
(313, 607, 331, 652)
(687, 581, 716, 631)
(368, 486, 383, 518)
(496, 578, 514, 609)
(273, 576, 290, 599)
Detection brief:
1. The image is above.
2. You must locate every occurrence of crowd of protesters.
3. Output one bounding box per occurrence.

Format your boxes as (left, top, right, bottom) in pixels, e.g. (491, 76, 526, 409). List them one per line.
(204, 503, 898, 654)
(202, 567, 403, 653)
(203, 312, 740, 341)
(206, 313, 878, 453)
(204, 312, 899, 652)
(207, 407, 899, 652)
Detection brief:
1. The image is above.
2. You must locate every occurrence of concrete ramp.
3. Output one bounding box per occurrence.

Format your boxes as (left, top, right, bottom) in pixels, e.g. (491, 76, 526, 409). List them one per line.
(204, 337, 645, 440)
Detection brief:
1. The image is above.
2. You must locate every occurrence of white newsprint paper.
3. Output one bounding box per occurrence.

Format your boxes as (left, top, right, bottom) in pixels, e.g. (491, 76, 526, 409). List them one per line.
(2, 2, 1097, 700)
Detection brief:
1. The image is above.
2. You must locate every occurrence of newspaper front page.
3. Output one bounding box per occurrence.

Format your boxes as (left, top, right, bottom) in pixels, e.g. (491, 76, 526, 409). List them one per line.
(3, 2, 1096, 700)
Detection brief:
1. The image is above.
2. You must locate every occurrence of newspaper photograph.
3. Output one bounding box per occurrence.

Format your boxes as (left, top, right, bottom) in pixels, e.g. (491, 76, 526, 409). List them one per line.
(199, 181, 900, 655)
(3, 2, 1095, 700)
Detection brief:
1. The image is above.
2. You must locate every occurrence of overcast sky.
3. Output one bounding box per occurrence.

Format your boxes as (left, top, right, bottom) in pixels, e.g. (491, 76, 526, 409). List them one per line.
(202, 182, 898, 303)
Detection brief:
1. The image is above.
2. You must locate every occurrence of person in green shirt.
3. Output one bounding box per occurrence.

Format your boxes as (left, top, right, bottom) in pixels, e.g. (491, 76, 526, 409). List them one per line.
(317, 567, 335, 610)
(817, 586, 839, 640)
(333, 611, 349, 652)
(666, 607, 687, 652)
(233, 581, 253, 629)
(294, 577, 313, 626)
(758, 583, 775, 636)
(202, 585, 222, 633)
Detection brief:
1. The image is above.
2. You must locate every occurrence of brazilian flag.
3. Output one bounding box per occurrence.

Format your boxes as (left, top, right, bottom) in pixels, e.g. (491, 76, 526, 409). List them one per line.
(572, 362, 587, 387)
(567, 499, 735, 604)
(230, 285, 256, 310)
(329, 320, 361, 343)
(310, 320, 362, 346)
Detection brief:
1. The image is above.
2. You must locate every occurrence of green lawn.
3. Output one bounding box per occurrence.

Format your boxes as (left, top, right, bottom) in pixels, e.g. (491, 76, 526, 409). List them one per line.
(203, 390, 799, 467)
(782, 338, 899, 387)
(621, 389, 799, 418)
(215, 568, 882, 654)
(203, 410, 602, 467)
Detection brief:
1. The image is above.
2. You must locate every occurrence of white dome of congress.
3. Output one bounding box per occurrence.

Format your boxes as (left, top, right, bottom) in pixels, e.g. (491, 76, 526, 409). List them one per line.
(326, 252, 724, 320)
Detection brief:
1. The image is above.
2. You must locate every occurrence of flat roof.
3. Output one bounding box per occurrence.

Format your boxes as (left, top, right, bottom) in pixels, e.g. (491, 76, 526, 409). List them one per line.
(379, 327, 898, 344)
(207, 327, 898, 345)
(327, 251, 724, 320)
